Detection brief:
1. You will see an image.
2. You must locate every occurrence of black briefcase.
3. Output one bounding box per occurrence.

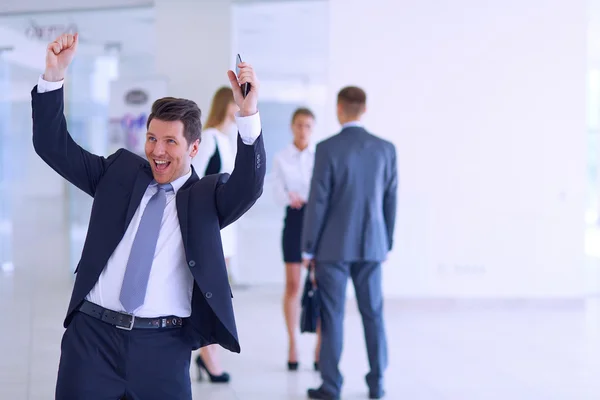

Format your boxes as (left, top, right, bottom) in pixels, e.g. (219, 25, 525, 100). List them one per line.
(300, 266, 320, 333)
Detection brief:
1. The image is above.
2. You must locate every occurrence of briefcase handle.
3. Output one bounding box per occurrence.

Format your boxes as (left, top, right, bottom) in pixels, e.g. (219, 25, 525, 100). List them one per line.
(306, 261, 317, 288)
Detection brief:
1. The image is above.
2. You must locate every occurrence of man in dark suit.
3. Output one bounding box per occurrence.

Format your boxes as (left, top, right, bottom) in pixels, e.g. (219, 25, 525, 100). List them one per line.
(302, 87, 398, 400)
(32, 33, 266, 400)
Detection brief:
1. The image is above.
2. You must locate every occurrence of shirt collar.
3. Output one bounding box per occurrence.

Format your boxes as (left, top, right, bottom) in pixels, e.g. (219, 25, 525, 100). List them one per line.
(341, 120, 362, 129)
(150, 168, 192, 194)
(288, 142, 315, 156)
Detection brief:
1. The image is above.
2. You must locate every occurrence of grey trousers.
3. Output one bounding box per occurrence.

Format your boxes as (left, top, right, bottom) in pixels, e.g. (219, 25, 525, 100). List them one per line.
(315, 261, 388, 396)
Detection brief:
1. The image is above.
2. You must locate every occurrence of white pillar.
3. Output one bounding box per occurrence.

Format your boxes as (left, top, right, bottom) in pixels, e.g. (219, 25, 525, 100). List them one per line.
(154, 0, 232, 116)
(328, 0, 587, 298)
(0, 57, 13, 271)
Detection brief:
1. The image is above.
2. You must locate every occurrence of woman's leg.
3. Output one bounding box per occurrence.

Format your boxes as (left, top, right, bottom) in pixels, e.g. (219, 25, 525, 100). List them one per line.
(283, 262, 302, 362)
(315, 319, 322, 366)
(199, 344, 224, 375)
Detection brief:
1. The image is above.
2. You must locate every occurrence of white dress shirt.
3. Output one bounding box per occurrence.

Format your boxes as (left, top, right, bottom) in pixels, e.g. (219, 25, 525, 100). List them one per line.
(272, 143, 315, 207)
(192, 127, 236, 175)
(191, 127, 239, 258)
(341, 120, 362, 129)
(37, 75, 262, 317)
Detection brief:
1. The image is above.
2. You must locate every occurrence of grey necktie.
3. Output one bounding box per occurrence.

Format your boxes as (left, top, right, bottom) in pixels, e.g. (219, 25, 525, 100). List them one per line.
(119, 183, 173, 313)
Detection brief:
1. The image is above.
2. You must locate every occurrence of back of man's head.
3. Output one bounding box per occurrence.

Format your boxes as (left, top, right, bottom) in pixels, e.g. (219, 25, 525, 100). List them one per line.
(337, 86, 366, 119)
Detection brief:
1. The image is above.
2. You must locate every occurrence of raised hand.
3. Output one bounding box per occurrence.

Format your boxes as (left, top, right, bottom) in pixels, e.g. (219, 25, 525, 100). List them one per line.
(44, 33, 79, 82)
(227, 62, 259, 117)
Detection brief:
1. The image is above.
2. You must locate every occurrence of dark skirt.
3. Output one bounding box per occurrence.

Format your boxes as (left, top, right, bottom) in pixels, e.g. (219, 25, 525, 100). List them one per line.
(282, 205, 305, 263)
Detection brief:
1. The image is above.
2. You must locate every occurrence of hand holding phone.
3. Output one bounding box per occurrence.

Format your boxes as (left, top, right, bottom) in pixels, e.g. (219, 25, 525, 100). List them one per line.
(227, 55, 259, 116)
(236, 54, 251, 98)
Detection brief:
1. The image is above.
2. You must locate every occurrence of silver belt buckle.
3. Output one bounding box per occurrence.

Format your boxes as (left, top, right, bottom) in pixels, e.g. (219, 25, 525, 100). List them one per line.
(116, 314, 135, 330)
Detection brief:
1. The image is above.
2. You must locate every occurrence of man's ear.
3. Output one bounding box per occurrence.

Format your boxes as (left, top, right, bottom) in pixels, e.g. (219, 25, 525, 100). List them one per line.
(189, 139, 200, 158)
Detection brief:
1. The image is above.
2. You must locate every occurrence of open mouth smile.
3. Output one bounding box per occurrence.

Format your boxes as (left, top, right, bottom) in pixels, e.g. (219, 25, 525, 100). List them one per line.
(153, 159, 171, 172)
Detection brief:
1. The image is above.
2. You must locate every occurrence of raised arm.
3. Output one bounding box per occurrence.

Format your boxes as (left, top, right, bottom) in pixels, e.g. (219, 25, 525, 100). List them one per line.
(214, 62, 267, 227)
(32, 33, 116, 197)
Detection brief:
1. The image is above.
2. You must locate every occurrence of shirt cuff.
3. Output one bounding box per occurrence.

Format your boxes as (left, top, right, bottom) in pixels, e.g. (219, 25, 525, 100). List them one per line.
(37, 75, 64, 93)
(302, 252, 314, 260)
(235, 111, 262, 145)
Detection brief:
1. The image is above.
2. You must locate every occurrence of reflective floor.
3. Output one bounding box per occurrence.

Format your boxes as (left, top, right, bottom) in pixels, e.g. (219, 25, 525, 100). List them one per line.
(2, 195, 600, 399)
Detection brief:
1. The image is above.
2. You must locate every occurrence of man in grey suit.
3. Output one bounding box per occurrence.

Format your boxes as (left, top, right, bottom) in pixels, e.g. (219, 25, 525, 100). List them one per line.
(302, 86, 397, 400)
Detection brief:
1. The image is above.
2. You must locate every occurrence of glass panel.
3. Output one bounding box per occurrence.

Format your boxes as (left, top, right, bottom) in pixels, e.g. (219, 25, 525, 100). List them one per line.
(0, 7, 157, 272)
(0, 55, 12, 272)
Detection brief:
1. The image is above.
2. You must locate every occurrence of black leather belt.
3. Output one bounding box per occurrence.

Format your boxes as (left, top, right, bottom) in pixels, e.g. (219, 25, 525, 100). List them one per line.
(77, 300, 183, 331)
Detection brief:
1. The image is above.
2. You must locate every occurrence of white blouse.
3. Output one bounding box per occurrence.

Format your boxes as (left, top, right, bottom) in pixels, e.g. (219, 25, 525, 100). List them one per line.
(272, 143, 315, 207)
(192, 127, 236, 176)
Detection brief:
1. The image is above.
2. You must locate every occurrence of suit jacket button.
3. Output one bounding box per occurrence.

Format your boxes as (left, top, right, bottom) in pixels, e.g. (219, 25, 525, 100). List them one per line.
(205, 292, 212, 299)
(188, 260, 196, 267)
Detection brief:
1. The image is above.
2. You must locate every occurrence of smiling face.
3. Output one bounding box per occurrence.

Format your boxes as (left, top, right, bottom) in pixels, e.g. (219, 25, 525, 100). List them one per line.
(145, 118, 199, 184)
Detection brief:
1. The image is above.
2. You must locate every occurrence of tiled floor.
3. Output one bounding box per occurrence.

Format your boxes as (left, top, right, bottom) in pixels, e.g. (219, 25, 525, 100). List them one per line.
(2, 195, 600, 399)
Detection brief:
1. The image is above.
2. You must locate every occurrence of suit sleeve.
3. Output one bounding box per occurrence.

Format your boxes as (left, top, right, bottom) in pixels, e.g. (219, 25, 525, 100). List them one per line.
(302, 142, 332, 256)
(31, 85, 117, 197)
(383, 145, 398, 251)
(214, 113, 266, 227)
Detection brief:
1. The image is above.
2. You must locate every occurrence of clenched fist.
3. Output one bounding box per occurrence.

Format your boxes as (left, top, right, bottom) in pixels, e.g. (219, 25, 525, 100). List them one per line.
(44, 33, 79, 82)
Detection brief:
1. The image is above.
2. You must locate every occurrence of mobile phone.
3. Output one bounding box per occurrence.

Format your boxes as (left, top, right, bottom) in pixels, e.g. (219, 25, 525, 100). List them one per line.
(236, 53, 251, 98)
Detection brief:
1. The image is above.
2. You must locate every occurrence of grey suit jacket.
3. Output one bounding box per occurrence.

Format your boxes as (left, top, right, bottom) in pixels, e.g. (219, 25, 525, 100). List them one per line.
(302, 126, 398, 262)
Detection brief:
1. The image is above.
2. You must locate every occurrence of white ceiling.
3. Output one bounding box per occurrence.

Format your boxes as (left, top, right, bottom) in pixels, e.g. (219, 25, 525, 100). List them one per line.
(0, 0, 152, 14)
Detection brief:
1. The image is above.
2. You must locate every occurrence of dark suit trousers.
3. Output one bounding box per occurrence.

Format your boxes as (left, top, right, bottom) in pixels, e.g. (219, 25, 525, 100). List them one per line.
(315, 261, 388, 396)
(55, 312, 192, 400)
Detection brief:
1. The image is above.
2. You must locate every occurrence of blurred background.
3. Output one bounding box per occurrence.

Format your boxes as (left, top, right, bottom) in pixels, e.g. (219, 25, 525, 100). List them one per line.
(0, 0, 598, 399)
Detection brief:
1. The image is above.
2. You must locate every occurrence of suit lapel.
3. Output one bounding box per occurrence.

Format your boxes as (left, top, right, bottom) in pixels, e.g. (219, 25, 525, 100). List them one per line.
(176, 166, 200, 251)
(125, 165, 153, 231)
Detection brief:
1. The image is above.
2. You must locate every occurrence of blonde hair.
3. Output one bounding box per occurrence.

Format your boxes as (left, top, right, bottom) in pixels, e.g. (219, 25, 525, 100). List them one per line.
(204, 87, 234, 129)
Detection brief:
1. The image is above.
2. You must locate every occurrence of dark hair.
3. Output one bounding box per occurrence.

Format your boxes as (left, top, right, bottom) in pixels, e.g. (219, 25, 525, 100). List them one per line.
(291, 107, 315, 123)
(204, 87, 234, 130)
(337, 86, 366, 117)
(147, 97, 202, 145)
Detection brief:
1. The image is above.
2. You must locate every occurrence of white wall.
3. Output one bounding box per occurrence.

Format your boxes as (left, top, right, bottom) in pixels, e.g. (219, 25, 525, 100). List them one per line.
(328, 0, 587, 298)
(154, 0, 232, 117)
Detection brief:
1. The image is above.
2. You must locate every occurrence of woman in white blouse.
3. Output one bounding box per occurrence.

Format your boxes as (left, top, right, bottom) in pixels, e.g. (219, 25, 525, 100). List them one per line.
(193, 87, 239, 267)
(190, 87, 239, 383)
(272, 108, 322, 371)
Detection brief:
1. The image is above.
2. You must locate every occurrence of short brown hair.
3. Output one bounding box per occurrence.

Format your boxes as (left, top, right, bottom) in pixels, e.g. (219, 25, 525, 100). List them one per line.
(147, 97, 202, 145)
(204, 87, 234, 130)
(291, 107, 315, 123)
(337, 86, 366, 117)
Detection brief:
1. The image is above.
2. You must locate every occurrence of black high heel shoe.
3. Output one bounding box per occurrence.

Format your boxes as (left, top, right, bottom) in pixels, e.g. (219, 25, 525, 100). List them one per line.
(195, 355, 230, 383)
(287, 361, 299, 371)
